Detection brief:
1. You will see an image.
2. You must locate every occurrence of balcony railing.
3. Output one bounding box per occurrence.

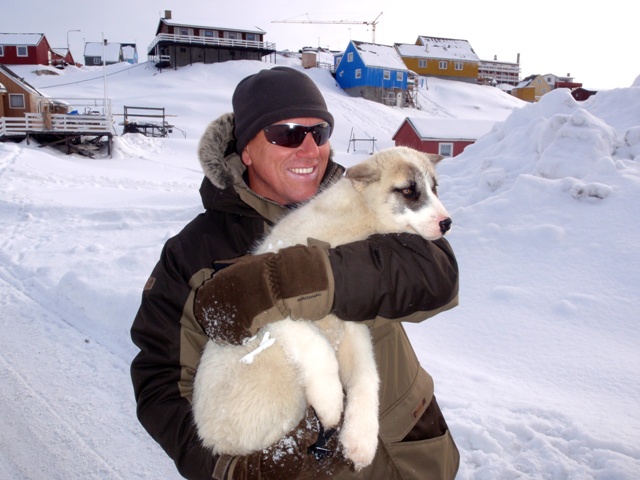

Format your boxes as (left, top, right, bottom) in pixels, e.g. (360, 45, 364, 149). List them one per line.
(148, 33, 276, 53)
(0, 112, 112, 137)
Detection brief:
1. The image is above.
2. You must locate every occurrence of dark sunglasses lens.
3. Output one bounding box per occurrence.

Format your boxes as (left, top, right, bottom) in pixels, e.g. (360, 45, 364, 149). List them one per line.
(311, 125, 331, 146)
(264, 123, 331, 148)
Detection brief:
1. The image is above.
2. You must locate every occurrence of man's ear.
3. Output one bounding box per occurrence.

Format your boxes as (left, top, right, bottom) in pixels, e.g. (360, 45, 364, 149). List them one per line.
(345, 162, 380, 190)
(241, 148, 252, 166)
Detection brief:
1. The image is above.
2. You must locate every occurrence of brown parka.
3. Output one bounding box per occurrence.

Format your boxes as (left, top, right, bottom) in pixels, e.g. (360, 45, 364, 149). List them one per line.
(130, 113, 460, 480)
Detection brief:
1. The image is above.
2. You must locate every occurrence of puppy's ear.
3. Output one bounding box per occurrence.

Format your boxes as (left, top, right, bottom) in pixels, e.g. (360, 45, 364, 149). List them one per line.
(346, 162, 381, 189)
(426, 153, 445, 165)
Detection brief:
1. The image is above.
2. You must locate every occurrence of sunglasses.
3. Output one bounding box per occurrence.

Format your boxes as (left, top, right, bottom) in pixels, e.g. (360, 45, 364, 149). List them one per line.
(263, 122, 332, 148)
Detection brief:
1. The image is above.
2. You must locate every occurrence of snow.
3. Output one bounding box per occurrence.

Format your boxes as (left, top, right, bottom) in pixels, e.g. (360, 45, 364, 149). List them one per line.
(352, 41, 408, 71)
(1, 58, 639, 479)
(397, 37, 480, 61)
(0, 33, 44, 46)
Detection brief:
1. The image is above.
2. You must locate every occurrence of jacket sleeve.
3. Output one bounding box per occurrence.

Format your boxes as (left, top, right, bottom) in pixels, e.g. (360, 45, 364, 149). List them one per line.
(130, 241, 218, 480)
(328, 233, 459, 322)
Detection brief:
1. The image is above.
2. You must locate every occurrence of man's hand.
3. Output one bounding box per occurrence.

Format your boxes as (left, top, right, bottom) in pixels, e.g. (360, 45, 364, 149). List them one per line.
(228, 407, 349, 480)
(193, 245, 334, 344)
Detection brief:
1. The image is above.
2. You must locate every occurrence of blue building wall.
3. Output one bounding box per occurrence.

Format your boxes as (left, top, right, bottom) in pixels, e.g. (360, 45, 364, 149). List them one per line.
(334, 41, 407, 91)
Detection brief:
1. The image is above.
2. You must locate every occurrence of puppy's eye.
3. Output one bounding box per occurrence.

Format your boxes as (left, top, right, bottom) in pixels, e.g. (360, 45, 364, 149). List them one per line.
(396, 182, 419, 200)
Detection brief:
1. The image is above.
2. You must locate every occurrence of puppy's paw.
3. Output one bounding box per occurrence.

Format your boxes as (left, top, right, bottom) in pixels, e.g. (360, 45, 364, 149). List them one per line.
(339, 411, 378, 470)
(307, 377, 344, 428)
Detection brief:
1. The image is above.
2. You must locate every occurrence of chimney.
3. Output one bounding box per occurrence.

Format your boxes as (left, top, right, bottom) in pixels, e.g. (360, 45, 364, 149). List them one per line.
(517, 53, 520, 64)
(164, 10, 172, 20)
(494, 55, 497, 61)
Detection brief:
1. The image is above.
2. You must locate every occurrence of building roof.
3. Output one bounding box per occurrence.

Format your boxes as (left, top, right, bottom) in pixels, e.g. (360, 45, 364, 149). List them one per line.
(0, 33, 45, 46)
(394, 117, 497, 141)
(396, 36, 479, 62)
(0, 65, 45, 97)
(350, 41, 408, 71)
(157, 18, 266, 35)
(515, 74, 541, 88)
(50, 48, 69, 56)
(84, 42, 122, 62)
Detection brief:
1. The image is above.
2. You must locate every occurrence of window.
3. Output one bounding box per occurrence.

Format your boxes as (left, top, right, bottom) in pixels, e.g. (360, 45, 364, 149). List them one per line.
(383, 70, 390, 80)
(178, 27, 193, 36)
(17, 46, 28, 57)
(439, 60, 448, 70)
(0, 46, 4, 56)
(225, 32, 239, 39)
(246, 34, 257, 41)
(9, 94, 25, 109)
(203, 30, 215, 38)
(92, 57, 101, 65)
(397, 71, 403, 82)
(418, 59, 426, 68)
(454, 62, 463, 71)
(438, 143, 453, 157)
(347, 52, 353, 62)
(355, 69, 361, 79)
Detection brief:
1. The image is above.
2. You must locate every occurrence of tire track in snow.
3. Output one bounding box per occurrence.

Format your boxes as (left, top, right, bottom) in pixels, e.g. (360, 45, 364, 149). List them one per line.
(0, 280, 125, 480)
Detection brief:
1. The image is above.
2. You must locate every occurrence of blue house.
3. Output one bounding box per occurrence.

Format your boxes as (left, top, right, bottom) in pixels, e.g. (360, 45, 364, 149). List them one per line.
(334, 40, 410, 107)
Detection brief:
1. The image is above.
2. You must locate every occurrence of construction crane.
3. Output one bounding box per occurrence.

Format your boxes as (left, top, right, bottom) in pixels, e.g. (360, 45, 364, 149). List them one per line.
(272, 12, 383, 44)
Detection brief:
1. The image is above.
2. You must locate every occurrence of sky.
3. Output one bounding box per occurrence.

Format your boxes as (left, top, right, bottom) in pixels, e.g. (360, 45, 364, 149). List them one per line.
(1, 0, 637, 90)
(1, 56, 639, 478)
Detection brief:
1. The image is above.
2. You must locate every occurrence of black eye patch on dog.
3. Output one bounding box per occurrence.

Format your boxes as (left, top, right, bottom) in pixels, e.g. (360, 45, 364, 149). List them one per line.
(393, 179, 430, 212)
(395, 181, 420, 201)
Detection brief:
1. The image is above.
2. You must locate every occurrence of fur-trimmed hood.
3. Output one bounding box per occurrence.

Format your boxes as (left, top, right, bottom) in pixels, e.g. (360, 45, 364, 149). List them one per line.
(198, 112, 245, 191)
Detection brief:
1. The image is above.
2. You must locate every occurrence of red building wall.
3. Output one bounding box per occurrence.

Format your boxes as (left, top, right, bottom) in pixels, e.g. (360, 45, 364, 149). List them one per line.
(0, 37, 51, 65)
(393, 121, 474, 156)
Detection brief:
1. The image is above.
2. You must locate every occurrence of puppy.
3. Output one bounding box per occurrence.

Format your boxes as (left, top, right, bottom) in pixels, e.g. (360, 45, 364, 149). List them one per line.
(193, 146, 452, 470)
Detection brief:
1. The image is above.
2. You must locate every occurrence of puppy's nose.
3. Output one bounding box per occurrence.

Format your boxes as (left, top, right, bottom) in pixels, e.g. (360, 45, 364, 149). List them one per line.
(439, 218, 452, 234)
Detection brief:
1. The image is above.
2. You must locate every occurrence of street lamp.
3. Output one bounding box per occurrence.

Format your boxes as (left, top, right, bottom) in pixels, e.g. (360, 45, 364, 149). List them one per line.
(66, 29, 81, 54)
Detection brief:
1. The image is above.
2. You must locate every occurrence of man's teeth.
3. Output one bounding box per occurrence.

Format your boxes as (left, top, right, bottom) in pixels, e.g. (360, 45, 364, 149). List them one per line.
(290, 167, 314, 174)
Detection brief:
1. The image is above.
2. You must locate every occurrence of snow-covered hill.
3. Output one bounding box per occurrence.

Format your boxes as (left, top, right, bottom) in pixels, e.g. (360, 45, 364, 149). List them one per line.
(1, 59, 638, 479)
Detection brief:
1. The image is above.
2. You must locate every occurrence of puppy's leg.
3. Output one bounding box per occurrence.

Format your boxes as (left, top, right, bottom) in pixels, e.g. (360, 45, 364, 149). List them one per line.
(268, 318, 344, 428)
(336, 322, 380, 470)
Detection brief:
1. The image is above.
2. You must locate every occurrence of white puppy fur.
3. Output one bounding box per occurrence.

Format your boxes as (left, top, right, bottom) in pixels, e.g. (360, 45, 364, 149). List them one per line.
(193, 146, 451, 470)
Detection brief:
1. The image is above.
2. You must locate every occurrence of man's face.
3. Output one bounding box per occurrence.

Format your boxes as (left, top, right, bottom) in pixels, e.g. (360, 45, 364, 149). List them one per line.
(241, 117, 331, 205)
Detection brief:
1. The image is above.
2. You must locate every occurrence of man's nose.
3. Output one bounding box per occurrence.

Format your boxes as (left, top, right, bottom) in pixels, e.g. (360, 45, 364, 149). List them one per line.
(297, 132, 320, 153)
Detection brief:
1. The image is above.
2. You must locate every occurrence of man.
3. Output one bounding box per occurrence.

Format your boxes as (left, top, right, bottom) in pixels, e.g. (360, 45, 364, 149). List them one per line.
(131, 66, 460, 480)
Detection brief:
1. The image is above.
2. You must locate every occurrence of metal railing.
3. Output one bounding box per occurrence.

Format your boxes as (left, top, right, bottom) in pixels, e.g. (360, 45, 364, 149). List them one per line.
(148, 33, 276, 53)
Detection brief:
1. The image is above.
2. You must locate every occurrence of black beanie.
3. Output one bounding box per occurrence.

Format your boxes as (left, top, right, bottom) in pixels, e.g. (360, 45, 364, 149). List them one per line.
(232, 67, 334, 154)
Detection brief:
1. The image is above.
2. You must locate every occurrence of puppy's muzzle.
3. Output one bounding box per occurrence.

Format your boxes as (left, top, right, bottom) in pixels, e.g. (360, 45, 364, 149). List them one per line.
(439, 218, 452, 234)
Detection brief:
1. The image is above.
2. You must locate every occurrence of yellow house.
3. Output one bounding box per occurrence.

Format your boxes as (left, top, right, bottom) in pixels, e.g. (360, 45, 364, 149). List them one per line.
(395, 36, 479, 83)
(512, 74, 552, 102)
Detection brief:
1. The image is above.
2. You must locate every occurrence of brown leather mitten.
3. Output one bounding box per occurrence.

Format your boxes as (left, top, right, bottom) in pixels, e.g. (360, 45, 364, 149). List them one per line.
(228, 407, 349, 480)
(194, 245, 334, 344)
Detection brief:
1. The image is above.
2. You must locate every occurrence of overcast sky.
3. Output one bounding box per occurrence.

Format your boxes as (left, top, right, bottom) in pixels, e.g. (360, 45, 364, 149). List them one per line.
(3, 0, 637, 90)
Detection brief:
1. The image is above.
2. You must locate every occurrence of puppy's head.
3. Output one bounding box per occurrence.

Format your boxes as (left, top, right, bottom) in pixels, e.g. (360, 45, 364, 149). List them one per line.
(346, 147, 452, 240)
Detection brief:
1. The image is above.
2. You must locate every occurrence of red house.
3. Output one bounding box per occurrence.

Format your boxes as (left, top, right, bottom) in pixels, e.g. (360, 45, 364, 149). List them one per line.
(392, 117, 497, 157)
(0, 33, 52, 66)
(51, 48, 76, 67)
